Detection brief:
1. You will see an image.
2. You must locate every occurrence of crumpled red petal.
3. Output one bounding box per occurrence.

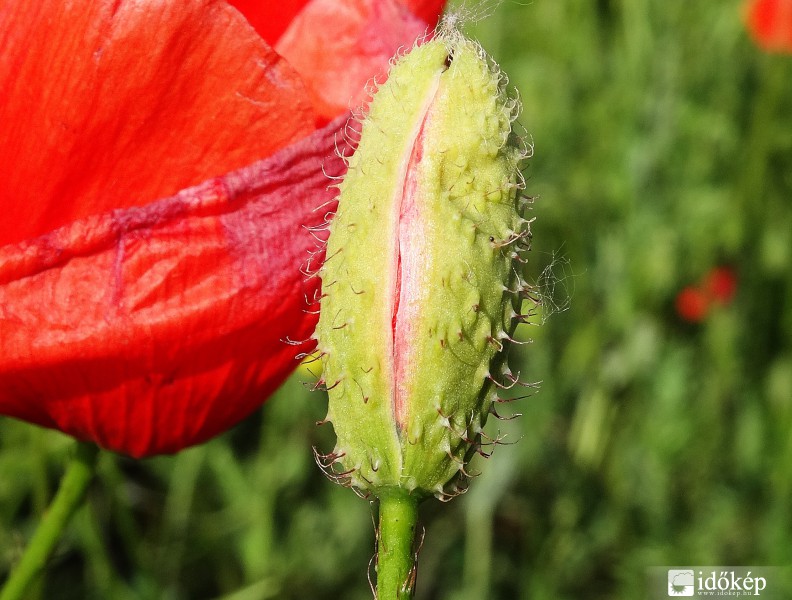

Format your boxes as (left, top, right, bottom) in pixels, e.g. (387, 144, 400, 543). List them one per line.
(0, 0, 314, 246)
(0, 118, 346, 458)
(275, 0, 431, 122)
(0, 0, 445, 457)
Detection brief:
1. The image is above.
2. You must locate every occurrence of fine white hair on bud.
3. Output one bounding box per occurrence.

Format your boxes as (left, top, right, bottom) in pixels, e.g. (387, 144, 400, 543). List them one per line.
(316, 24, 534, 500)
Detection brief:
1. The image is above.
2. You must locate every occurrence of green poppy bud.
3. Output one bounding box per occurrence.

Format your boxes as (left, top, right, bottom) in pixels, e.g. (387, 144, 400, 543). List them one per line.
(315, 29, 532, 501)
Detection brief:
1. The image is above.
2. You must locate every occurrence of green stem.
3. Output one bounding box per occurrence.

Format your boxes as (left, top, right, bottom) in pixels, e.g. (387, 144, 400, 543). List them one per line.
(376, 490, 420, 600)
(0, 441, 99, 600)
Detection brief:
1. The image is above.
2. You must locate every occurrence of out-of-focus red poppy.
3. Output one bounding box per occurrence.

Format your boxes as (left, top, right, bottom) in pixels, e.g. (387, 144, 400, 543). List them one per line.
(745, 0, 792, 53)
(676, 287, 712, 323)
(704, 266, 738, 304)
(0, 0, 445, 458)
(675, 266, 738, 322)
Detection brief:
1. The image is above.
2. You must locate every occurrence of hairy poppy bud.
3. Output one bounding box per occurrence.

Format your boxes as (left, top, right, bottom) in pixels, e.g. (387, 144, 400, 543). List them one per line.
(315, 29, 532, 501)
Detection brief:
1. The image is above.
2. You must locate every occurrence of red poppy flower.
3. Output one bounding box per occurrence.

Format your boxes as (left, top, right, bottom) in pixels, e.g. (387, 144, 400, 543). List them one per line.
(0, 0, 445, 458)
(676, 286, 712, 323)
(675, 266, 737, 322)
(704, 266, 738, 304)
(745, 0, 792, 53)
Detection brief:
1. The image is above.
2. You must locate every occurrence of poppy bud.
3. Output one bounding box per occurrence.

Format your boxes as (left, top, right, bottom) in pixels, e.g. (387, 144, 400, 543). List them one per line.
(315, 29, 531, 500)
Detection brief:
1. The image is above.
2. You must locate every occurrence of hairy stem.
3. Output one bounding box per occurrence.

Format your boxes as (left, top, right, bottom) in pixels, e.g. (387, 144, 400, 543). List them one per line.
(0, 441, 99, 600)
(376, 490, 419, 600)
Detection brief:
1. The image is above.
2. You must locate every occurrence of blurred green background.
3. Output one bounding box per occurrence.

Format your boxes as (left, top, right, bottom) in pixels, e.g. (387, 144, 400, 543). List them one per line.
(3, 1, 792, 598)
